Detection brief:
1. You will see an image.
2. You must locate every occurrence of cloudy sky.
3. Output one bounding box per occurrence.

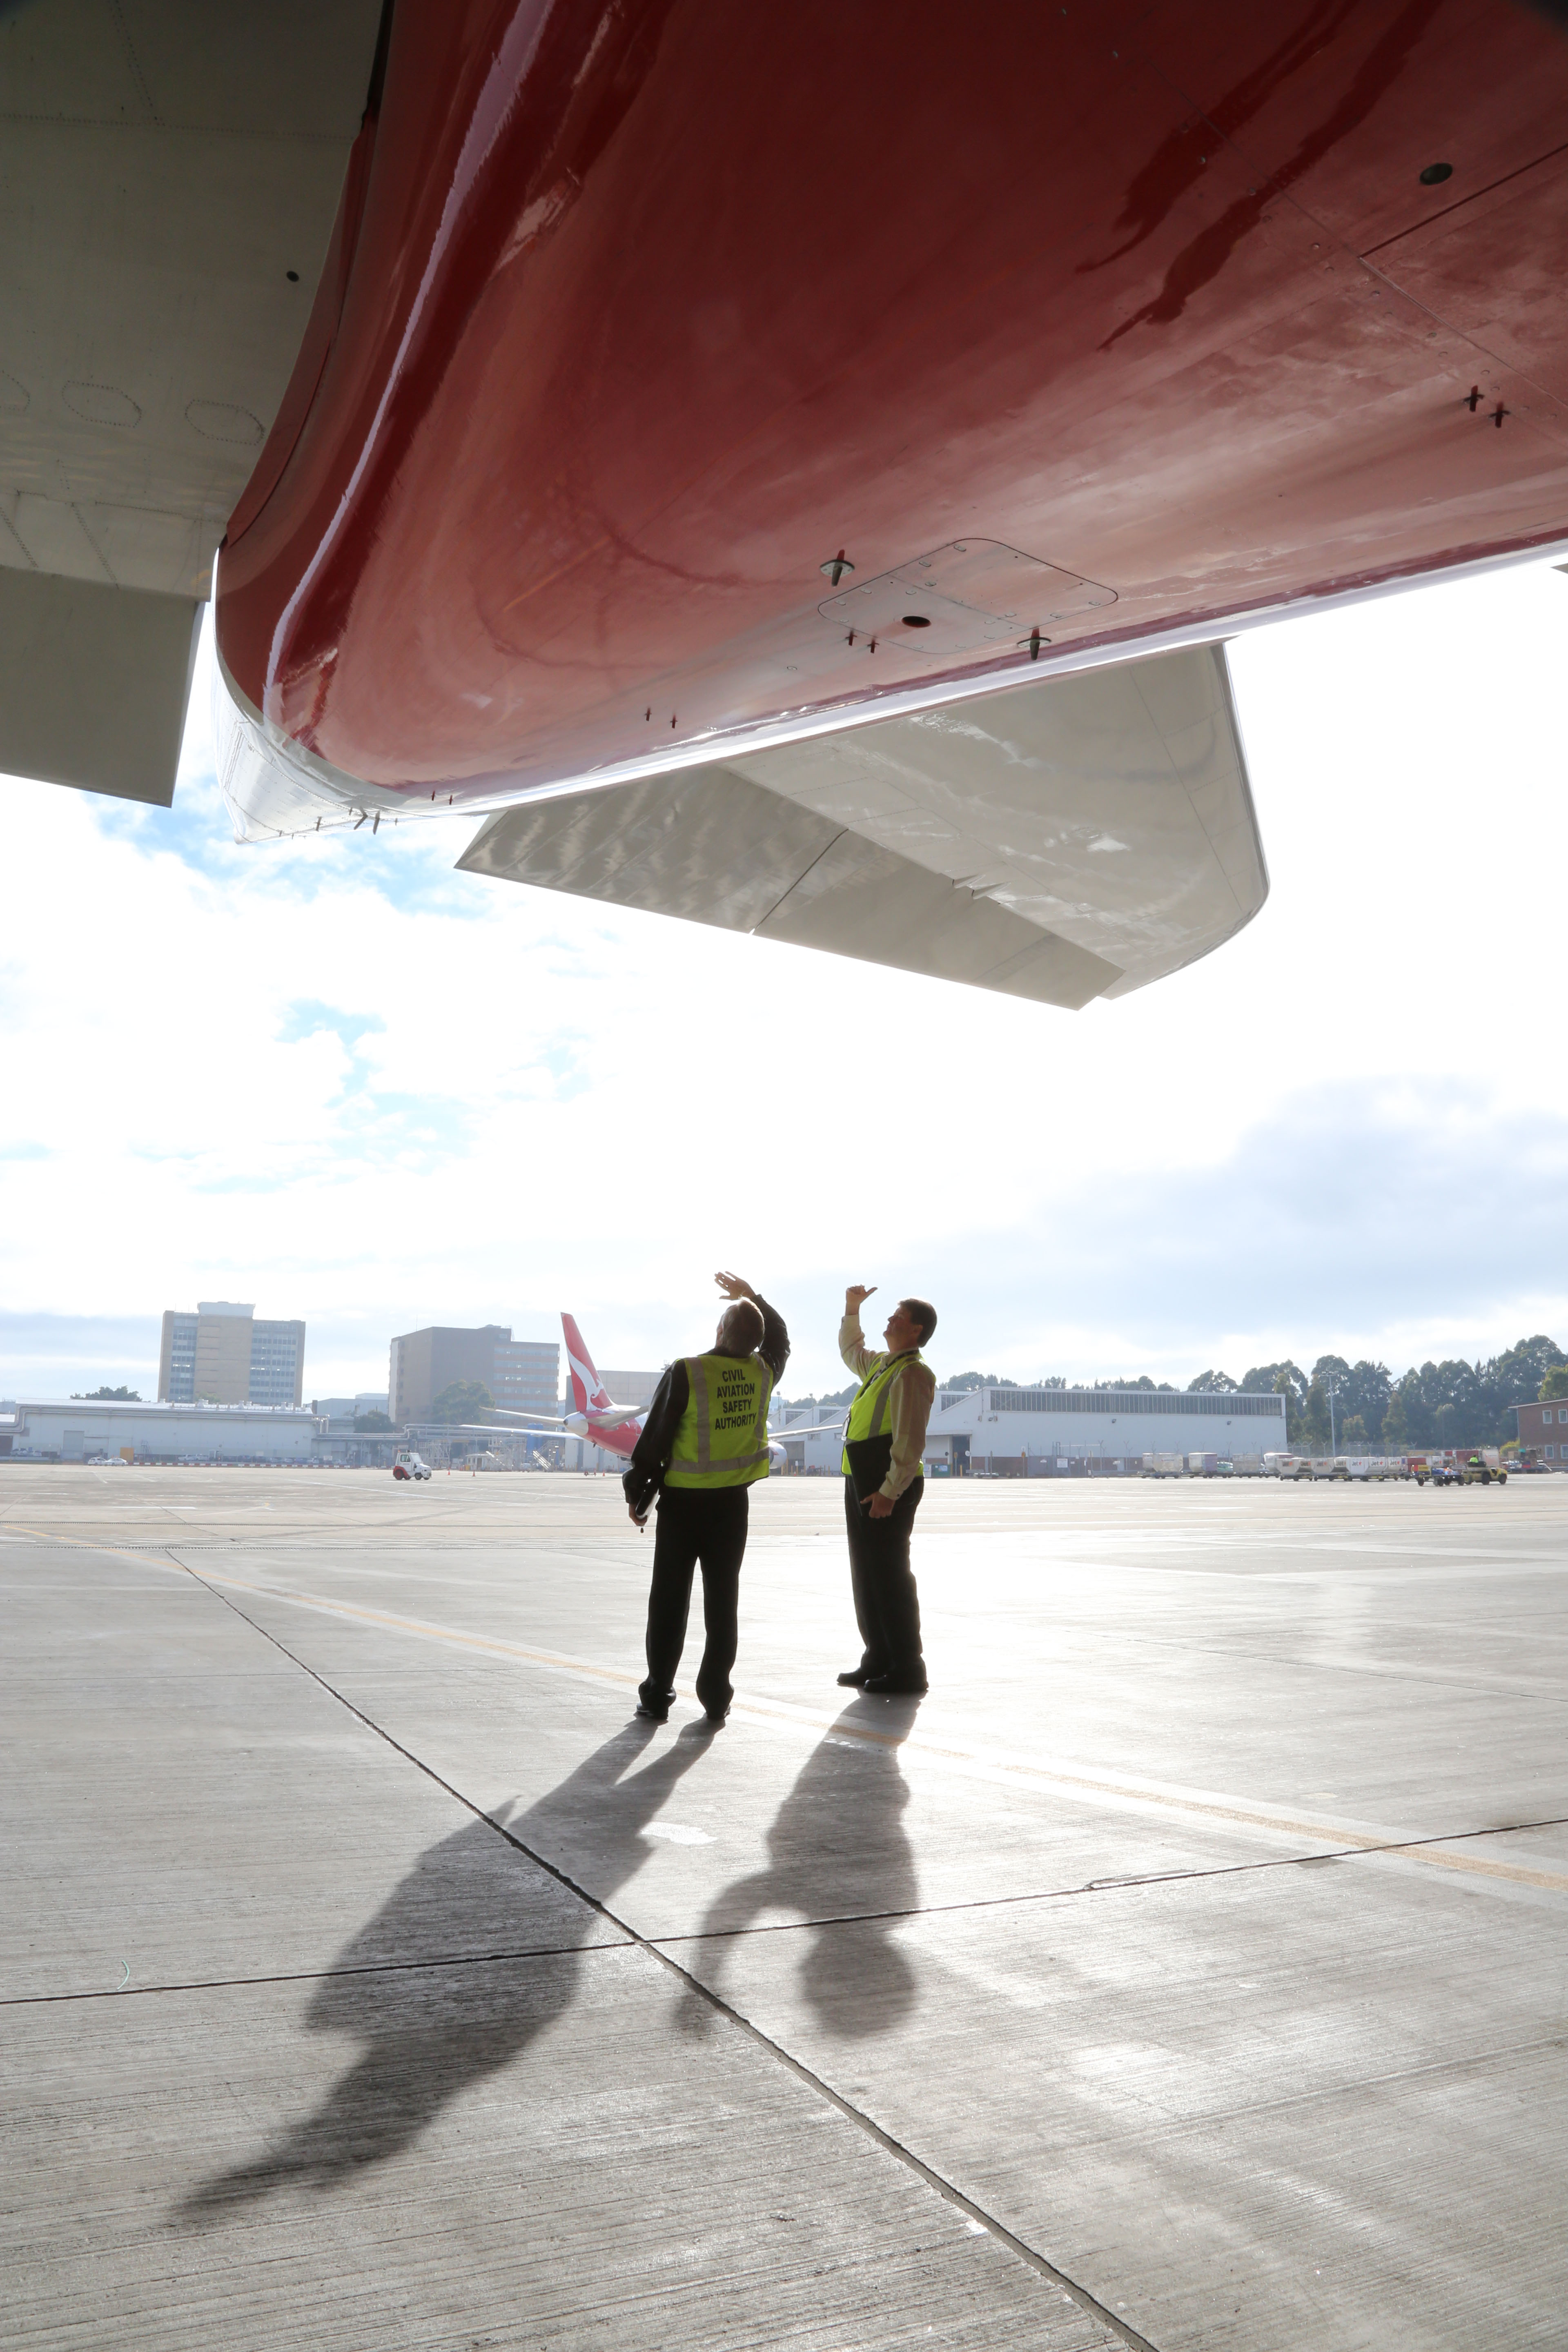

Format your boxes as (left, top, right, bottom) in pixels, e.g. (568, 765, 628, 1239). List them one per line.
(3, 556, 1565, 1404)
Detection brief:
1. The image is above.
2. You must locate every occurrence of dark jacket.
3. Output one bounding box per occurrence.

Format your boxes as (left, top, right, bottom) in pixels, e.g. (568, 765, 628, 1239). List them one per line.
(623, 1296, 790, 1518)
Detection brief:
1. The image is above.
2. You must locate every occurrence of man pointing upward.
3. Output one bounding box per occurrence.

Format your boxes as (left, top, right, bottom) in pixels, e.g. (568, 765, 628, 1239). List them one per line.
(837, 1283, 937, 1695)
(624, 1272, 789, 1725)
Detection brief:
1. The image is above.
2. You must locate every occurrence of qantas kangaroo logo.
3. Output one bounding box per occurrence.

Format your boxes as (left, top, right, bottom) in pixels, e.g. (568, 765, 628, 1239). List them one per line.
(484, 1314, 650, 1459)
(562, 1314, 615, 1417)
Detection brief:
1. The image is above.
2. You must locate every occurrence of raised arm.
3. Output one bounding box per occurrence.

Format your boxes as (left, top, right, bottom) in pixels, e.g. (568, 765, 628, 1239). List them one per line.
(839, 1282, 880, 1378)
(755, 1294, 789, 1386)
(716, 1270, 789, 1385)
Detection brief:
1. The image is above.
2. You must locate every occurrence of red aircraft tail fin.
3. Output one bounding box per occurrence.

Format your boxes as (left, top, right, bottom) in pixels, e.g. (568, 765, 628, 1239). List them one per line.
(561, 1313, 612, 1412)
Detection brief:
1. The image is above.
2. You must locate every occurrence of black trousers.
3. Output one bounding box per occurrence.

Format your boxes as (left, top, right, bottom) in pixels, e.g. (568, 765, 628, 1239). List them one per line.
(843, 1473, 925, 1677)
(641, 1486, 749, 1714)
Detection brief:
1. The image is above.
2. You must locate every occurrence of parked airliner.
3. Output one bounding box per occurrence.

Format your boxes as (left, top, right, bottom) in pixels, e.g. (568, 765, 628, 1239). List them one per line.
(492, 1314, 841, 1470)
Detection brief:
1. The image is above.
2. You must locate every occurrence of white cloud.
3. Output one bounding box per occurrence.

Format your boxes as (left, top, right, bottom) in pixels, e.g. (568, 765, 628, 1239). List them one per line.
(2, 561, 1566, 1401)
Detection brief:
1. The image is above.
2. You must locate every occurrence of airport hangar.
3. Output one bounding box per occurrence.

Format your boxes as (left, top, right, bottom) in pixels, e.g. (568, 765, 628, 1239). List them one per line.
(1, 1398, 320, 1464)
(0, 1399, 526, 1468)
(775, 1384, 1287, 1476)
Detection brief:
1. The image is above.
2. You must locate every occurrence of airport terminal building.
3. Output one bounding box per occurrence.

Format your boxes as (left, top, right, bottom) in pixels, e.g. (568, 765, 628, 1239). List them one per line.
(775, 1384, 1287, 1475)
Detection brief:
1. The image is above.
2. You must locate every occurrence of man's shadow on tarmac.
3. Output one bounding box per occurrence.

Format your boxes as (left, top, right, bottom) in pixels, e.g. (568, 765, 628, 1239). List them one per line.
(677, 1696, 923, 2040)
(181, 1697, 922, 2216)
(180, 1716, 715, 2216)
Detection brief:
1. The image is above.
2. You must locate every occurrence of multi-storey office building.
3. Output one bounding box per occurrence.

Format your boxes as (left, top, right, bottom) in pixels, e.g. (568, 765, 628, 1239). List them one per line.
(588, 1368, 659, 1408)
(158, 1303, 305, 1407)
(310, 1393, 392, 1432)
(388, 1326, 560, 1423)
(492, 1339, 562, 1414)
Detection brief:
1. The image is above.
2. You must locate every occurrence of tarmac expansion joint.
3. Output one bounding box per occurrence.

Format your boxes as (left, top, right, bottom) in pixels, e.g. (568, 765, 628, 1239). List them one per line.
(162, 1544, 1166, 2352)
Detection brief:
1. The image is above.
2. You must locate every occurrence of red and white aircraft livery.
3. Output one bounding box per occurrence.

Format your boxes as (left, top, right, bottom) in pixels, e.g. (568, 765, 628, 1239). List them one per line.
(486, 1314, 649, 1463)
(9, 3, 1568, 1008)
(492, 1314, 831, 1470)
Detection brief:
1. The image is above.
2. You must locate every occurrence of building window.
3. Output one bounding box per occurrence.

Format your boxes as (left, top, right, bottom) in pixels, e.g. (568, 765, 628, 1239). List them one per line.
(1559, 1409, 1568, 1423)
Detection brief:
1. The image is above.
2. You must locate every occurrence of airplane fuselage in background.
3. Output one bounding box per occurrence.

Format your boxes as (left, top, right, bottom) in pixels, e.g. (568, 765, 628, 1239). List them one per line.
(496, 1315, 821, 1473)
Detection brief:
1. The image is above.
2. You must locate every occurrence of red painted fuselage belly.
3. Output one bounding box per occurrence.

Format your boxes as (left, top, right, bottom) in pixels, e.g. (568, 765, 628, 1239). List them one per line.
(214, 0, 1568, 802)
(590, 1421, 639, 1463)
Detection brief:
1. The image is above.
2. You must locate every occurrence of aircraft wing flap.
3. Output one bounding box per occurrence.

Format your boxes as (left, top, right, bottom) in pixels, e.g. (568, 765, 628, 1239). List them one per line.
(751, 825, 1119, 1007)
(460, 767, 1117, 1009)
(0, 571, 200, 807)
(459, 766, 840, 935)
(457, 642, 1265, 1010)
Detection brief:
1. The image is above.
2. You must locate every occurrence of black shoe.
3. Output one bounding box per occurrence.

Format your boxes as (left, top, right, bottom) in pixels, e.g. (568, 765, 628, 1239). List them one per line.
(703, 1706, 729, 1728)
(637, 1677, 675, 1722)
(836, 1667, 871, 1687)
(863, 1670, 928, 1695)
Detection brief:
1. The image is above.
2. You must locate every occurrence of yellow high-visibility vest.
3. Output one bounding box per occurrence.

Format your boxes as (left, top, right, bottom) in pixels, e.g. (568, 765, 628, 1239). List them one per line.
(840, 1350, 925, 1473)
(664, 1352, 774, 1488)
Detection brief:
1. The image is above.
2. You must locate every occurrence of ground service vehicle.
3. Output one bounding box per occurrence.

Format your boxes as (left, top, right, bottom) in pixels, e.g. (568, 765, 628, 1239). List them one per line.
(1410, 1450, 1506, 1486)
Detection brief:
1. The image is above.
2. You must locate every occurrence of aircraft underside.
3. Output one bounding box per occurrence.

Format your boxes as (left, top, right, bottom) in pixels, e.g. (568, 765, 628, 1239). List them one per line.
(4, 0, 1567, 1003)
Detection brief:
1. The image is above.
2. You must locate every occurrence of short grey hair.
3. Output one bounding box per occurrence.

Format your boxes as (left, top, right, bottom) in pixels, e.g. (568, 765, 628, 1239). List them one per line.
(721, 1298, 764, 1351)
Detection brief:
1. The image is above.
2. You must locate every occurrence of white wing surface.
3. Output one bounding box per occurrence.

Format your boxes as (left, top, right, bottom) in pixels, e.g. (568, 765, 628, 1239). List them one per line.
(457, 644, 1264, 1010)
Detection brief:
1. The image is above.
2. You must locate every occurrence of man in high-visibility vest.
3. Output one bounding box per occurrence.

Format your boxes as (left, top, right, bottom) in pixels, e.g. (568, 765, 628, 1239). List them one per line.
(623, 1271, 789, 1725)
(837, 1283, 938, 1695)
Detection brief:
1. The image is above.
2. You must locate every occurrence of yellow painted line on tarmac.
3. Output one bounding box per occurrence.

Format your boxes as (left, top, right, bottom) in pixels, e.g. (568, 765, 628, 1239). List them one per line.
(21, 1532, 1568, 1898)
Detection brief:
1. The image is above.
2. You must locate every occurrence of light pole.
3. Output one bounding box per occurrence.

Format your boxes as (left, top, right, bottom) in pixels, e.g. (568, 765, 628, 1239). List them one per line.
(1325, 1380, 1339, 1454)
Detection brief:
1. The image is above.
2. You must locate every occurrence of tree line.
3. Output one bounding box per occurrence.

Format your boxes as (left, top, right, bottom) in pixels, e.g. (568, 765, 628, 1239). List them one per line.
(1188, 1336, 1567, 1450)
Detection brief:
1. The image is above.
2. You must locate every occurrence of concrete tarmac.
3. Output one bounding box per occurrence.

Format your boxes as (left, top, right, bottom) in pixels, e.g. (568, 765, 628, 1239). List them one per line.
(3, 1466, 1565, 2351)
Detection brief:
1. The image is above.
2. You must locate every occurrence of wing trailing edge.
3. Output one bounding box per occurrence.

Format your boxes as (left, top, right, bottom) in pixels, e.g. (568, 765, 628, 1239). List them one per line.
(456, 643, 1265, 1010)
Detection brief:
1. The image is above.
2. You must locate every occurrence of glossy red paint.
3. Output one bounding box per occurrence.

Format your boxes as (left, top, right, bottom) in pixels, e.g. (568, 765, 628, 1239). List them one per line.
(563, 1312, 643, 1461)
(216, 0, 1568, 805)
